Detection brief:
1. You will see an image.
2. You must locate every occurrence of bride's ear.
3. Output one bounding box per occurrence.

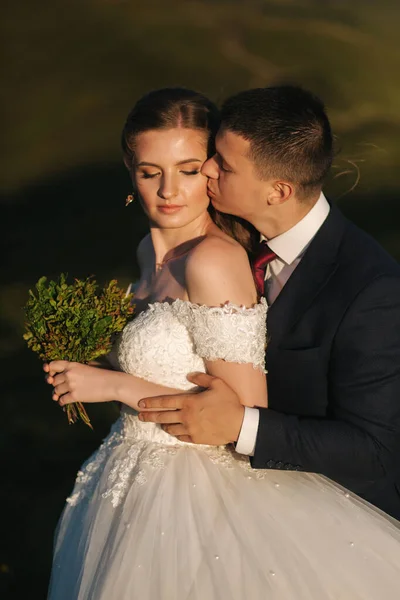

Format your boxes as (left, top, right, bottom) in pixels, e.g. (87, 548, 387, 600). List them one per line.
(267, 181, 293, 205)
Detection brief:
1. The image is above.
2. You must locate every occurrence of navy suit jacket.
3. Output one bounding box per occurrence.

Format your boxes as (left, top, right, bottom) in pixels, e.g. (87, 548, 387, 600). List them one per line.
(252, 203, 400, 519)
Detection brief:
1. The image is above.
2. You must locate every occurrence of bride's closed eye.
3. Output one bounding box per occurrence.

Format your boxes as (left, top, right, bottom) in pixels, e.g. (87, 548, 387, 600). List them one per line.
(140, 170, 200, 179)
(141, 172, 159, 179)
(181, 169, 200, 176)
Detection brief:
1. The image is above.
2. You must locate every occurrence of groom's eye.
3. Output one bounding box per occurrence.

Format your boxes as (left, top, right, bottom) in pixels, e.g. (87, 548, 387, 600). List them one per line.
(216, 154, 232, 173)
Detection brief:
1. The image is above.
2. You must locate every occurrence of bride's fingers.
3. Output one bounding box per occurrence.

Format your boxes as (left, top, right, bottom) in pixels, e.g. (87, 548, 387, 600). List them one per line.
(54, 383, 69, 398)
(52, 374, 66, 387)
(58, 393, 74, 406)
(48, 360, 70, 377)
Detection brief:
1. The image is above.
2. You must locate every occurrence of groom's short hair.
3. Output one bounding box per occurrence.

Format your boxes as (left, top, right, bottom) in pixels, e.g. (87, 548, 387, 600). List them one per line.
(220, 85, 333, 197)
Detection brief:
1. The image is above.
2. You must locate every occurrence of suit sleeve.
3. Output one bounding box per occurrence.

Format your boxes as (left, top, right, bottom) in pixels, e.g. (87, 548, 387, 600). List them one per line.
(251, 275, 400, 487)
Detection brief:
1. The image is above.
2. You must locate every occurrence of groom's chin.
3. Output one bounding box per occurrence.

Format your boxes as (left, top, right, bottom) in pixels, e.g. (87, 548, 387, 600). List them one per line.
(211, 199, 235, 217)
(210, 198, 224, 212)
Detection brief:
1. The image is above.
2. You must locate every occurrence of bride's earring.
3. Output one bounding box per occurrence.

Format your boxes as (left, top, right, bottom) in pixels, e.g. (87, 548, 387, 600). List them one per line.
(125, 192, 135, 206)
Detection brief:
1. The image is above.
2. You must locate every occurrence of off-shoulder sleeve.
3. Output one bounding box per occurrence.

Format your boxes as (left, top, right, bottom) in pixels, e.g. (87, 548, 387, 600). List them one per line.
(176, 298, 267, 372)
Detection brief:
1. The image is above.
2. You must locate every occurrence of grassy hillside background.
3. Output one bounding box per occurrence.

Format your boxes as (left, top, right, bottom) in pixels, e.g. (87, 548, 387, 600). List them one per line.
(2, 1, 400, 597)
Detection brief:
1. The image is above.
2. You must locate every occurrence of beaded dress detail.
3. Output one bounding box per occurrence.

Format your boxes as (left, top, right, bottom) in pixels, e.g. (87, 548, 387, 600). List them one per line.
(48, 299, 400, 600)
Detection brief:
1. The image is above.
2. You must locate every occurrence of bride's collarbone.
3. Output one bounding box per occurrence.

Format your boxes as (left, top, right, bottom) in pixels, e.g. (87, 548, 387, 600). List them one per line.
(133, 286, 189, 314)
(133, 261, 191, 313)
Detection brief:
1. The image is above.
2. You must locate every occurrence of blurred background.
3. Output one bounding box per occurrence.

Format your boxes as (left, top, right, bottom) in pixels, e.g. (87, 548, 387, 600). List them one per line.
(2, 0, 400, 597)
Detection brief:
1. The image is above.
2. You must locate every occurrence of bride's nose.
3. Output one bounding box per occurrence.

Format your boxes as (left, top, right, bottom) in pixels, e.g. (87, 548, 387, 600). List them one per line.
(158, 174, 178, 201)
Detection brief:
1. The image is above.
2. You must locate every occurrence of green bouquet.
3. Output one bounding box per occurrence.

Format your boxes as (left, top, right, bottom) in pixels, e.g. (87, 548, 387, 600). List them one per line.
(23, 274, 135, 428)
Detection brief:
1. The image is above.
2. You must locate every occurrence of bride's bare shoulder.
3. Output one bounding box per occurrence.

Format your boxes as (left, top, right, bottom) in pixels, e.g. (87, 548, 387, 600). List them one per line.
(185, 232, 257, 306)
(187, 231, 250, 272)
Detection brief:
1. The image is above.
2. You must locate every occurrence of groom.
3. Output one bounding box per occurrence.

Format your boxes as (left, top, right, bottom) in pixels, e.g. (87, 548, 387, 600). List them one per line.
(139, 85, 400, 519)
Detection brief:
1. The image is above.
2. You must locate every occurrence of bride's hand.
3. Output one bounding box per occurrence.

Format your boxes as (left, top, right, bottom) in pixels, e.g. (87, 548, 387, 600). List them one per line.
(43, 361, 117, 405)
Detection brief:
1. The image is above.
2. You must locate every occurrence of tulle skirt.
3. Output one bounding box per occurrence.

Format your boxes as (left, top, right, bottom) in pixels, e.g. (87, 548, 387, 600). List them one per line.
(48, 414, 400, 599)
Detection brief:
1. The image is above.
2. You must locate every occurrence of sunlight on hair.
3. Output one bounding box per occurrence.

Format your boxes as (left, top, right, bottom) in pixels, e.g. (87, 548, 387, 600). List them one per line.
(332, 159, 361, 197)
(331, 141, 389, 198)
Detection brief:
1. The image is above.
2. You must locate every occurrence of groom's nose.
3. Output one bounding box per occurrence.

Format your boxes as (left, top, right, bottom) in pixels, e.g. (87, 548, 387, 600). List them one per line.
(201, 155, 219, 179)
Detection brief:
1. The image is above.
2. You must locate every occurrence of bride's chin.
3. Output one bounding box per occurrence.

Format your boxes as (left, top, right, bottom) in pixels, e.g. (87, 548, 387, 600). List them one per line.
(150, 211, 210, 231)
(150, 218, 192, 231)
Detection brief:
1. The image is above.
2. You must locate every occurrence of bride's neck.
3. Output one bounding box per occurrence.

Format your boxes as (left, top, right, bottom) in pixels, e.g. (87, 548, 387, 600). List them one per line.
(150, 212, 214, 264)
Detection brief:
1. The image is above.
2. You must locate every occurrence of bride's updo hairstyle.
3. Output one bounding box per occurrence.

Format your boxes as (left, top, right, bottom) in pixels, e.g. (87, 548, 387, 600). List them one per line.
(121, 87, 257, 252)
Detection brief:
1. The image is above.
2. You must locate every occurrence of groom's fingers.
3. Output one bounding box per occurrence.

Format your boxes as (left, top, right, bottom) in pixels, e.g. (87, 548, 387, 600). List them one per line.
(162, 424, 189, 437)
(139, 394, 187, 410)
(186, 371, 216, 389)
(139, 410, 183, 424)
(176, 435, 193, 443)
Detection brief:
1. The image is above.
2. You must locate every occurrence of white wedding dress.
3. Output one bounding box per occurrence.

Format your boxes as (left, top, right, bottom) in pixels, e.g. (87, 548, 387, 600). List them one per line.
(48, 299, 400, 600)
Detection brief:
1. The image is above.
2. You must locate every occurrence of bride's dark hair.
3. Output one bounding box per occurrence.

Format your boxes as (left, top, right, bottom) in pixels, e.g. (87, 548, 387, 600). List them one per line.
(121, 87, 257, 253)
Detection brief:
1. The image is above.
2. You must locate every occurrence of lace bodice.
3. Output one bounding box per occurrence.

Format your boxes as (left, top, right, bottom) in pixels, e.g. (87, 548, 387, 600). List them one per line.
(117, 297, 267, 444)
(117, 298, 268, 390)
(66, 298, 268, 507)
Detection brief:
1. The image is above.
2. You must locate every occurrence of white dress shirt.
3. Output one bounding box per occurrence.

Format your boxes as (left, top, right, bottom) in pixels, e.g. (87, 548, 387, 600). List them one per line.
(236, 192, 331, 455)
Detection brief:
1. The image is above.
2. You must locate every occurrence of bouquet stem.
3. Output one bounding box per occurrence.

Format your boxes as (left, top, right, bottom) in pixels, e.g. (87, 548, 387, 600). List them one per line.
(66, 402, 93, 430)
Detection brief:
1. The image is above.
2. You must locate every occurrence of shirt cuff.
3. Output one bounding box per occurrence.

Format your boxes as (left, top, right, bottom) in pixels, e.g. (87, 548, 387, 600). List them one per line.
(235, 407, 260, 456)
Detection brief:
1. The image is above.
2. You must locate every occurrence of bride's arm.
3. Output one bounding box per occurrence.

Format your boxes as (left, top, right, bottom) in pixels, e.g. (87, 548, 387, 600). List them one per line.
(45, 363, 186, 412)
(111, 371, 185, 411)
(185, 237, 268, 409)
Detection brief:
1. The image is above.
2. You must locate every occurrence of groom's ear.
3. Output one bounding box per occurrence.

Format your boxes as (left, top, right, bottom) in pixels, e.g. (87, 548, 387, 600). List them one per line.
(267, 181, 294, 205)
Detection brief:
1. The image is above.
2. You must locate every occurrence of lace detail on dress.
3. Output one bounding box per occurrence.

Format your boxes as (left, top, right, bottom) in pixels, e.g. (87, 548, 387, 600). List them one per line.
(117, 301, 206, 390)
(175, 298, 267, 372)
(67, 414, 267, 508)
(66, 420, 124, 506)
(117, 298, 267, 386)
(67, 298, 268, 507)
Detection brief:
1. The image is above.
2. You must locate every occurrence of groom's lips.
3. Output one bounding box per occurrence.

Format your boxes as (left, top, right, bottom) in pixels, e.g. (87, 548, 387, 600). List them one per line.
(207, 186, 216, 197)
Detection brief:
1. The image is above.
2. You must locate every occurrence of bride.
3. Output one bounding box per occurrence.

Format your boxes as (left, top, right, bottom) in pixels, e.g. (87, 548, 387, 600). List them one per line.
(46, 88, 400, 599)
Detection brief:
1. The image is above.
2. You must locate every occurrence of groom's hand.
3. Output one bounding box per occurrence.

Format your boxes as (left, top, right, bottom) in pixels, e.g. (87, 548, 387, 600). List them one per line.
(138, 372, 245, 445)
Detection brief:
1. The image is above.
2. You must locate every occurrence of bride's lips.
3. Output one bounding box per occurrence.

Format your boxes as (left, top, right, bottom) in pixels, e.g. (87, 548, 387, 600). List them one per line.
(157, 205, 184, 214)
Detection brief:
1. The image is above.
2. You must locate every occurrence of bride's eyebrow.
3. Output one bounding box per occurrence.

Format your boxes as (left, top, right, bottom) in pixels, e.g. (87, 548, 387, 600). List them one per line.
(176, 158, 202, 166)
(137, 158, 202, 168)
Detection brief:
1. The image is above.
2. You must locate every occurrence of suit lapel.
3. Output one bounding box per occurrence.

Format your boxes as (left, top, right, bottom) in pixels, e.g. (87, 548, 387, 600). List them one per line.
(266, 204, 348, 347)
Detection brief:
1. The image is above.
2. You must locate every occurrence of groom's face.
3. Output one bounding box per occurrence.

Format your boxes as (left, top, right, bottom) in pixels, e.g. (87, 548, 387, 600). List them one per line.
(202, 129, 272, 224)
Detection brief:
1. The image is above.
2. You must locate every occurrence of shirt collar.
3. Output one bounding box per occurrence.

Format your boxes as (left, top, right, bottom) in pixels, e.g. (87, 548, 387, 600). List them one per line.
(261, 192, 330, 265)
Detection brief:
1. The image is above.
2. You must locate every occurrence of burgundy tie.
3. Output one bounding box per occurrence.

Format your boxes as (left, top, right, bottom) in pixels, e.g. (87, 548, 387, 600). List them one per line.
(252, 241, 277, 297)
